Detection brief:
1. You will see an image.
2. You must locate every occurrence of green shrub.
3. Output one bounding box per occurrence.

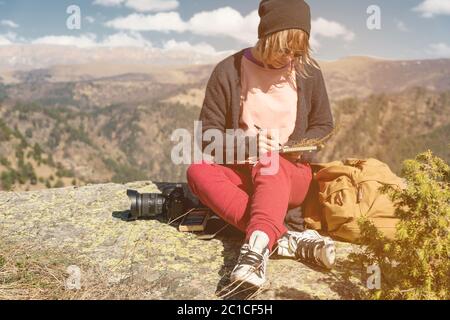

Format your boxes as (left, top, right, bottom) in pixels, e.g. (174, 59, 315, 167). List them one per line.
(54, 180, 64, 188)
(46, 154, 55, 167)
(66, 126, 93, 146)
(0, 157, 10, 167)
(1, 171, 15, 191)
(25, 128, 33, 139)
(0, 83, 6, 102)
(48, 127, 61, 149)
(15, 147, 24, 163)
(0, 119, 13, 141)
(351, 150, 449, 300)
(55, 163, 74, 178)
(32, 143, 43, 163)
(102, 157, 144, 183)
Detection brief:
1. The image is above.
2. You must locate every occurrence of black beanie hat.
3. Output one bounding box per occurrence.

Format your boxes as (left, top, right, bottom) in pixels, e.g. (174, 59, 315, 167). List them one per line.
(258, 0, 311, 39)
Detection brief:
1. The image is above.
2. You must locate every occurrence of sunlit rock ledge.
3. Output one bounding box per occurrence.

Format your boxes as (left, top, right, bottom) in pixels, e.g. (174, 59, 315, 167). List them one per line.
(0, 181, 365, 299)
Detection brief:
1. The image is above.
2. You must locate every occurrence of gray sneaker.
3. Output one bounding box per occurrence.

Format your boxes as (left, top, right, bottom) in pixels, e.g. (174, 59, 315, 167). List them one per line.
(230, 230, 270, 287)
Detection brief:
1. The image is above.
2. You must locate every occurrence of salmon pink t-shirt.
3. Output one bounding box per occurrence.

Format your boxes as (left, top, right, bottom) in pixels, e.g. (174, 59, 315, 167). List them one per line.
(239, 47, 298, 145)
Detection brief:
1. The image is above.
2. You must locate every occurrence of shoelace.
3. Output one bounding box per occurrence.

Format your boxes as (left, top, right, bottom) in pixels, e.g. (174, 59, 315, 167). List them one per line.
(237, 245, 266, 275)
(293, 237, 326, 267)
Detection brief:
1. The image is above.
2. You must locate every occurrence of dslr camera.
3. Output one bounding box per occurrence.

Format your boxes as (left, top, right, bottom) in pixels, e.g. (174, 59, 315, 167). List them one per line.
(126, 184, 186, 221)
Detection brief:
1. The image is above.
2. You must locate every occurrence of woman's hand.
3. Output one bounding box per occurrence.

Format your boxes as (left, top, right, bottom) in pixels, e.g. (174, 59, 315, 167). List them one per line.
(258, 129, 281, 156)
(247, 129, 281, 164)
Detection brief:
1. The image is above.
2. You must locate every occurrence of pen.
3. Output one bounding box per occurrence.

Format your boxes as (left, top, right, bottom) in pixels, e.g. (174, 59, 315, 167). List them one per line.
(254, 124, 283, 147)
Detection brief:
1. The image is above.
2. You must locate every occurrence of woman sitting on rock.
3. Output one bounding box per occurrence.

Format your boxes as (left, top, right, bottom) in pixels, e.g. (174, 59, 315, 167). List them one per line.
(186, 0, 334, 288)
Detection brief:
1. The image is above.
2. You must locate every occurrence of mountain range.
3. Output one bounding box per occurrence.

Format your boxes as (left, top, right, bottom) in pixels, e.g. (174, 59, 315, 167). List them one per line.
(0, 45, 449, 191)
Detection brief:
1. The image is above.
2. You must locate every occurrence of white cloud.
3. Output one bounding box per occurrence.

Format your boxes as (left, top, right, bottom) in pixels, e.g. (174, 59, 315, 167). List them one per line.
(1, 28, 224, 55)
(413, 0, 450, 17)
(93, 0, 179, 12)
(0, 32, 17, 45)
(188, 7, 259, 44)
(125, 0, 178, 12)
(104, 8, 354, 49)
(0, 35, 12, 45)
(104, 7, 259, 44)
(308, 35, 320, 50)
(105, 12, 187, 32)
(23, 32, 227, 57)
(307, 17, 355, 51)
(101, 31, 152, 47)
(31, 32, 152, 48)
(427, 42, 450, 57)
(93, 0, 124, 7)
(162, 39, 220, 55)
(105, 8, 258, 43)
(27, 32, 223, 55)
(85, 16, 96, 24)
(32, 34, 98, 48)
(31, 32, 154, 48)
(1, 19, 19, 28)
(312, 18, 355, 42)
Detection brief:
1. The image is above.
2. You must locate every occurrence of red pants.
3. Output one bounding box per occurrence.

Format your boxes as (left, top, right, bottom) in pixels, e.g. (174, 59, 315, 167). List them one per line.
(186, 151, 313, 251)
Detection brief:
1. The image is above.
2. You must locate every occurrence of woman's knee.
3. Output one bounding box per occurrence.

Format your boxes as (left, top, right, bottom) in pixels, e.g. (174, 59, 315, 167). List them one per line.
(186, 161, 216, 192)
(187, 161, 209, 181)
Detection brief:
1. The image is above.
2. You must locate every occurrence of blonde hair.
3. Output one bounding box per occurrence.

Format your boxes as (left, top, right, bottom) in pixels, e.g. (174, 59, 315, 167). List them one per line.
(254, 28, 319, 79)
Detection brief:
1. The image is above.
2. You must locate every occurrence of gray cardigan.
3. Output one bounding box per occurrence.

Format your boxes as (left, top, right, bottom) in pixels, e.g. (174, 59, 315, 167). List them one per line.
(199, 47, 334, 163)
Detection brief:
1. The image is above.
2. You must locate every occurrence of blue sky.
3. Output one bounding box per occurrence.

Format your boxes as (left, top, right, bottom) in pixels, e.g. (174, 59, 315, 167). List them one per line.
(0, 0, 449, 60)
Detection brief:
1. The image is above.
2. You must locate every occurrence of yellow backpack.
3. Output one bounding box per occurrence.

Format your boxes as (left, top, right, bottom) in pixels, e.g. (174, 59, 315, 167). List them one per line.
(303, 158, 406, 243)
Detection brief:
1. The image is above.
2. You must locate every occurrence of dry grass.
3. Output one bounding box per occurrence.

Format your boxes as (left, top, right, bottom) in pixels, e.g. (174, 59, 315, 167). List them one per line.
(0, 241, 153, 300)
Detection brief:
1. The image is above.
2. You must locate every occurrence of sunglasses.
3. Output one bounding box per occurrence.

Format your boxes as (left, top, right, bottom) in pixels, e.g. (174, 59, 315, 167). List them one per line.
(278, 48, 303, 58)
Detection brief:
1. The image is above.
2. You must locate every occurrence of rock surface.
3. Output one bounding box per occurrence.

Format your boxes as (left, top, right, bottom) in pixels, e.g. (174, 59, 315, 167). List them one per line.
(0, 181, 366, 299)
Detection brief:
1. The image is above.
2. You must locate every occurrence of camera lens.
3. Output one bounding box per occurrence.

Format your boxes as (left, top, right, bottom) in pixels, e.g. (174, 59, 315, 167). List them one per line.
(127, 189, 165, 219)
